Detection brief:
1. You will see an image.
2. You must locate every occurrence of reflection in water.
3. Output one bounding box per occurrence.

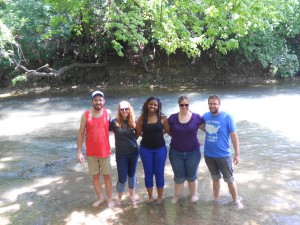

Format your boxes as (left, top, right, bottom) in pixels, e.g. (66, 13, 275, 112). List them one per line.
(0, 84, 300, 224)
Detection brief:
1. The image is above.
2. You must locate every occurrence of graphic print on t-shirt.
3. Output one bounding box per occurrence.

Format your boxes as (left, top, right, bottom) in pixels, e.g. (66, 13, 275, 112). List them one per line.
(205, 121, 220, 143)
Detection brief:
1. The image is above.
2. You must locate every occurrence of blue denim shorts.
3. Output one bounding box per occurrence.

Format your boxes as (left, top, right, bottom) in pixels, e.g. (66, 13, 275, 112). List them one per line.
(204, 155, 234, 183)
(169, 148, 201, 183)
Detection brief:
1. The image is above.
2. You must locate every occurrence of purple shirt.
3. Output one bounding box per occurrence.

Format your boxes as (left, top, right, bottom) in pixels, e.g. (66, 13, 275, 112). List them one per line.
(168, 112, 204, 152)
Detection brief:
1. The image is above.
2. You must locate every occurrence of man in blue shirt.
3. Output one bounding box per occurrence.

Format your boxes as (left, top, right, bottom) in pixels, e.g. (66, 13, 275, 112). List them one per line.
(201, 95, 243, 208)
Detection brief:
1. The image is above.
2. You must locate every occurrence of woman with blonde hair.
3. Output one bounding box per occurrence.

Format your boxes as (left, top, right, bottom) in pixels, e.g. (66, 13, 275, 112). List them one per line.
(110, 101, 139, 205)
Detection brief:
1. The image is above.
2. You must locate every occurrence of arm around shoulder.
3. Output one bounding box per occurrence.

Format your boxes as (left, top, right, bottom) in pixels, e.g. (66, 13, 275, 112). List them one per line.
(199, 123, 206, 132)
(106, 108, 112, 121)
(162, 115, 171, 136)
(135, 116, 143, 139)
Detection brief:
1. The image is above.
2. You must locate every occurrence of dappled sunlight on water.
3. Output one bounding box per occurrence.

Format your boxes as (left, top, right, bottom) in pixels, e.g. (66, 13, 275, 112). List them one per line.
(0, 110, 81, 136)
(224, 94, 300, 142)
(3, 176, 63, 202)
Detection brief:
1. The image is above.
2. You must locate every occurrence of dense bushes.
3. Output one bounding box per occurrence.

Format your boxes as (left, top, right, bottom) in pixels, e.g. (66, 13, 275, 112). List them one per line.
(0, 0, 299, 87)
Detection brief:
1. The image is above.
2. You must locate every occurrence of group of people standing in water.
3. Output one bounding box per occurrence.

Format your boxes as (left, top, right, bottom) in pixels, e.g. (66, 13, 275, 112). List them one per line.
(77, 90, 243, 209)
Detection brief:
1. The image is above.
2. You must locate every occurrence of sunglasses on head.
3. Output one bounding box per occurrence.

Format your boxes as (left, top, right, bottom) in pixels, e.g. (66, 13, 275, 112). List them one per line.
(119, 108, 129, 112)
(179, 104, 189, 107)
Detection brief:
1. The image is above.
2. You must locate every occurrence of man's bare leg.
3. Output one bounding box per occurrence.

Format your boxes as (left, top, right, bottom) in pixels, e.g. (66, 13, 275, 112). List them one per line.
(92, 173, 105, 207)
(228, 181, 244, 209)
(213, 179, 221, 201)
(104, 174, 114, 207)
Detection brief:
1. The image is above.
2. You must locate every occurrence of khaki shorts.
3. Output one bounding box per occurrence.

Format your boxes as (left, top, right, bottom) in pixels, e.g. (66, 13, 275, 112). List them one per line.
(86, 156, 111, 176)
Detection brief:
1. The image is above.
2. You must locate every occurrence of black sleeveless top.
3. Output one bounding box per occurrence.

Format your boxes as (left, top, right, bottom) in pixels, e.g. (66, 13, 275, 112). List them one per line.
(140, 118, 165, 149)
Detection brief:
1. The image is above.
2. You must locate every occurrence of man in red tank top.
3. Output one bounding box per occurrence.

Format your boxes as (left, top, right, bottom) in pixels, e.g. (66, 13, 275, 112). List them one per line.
(77, 91, 115, 207)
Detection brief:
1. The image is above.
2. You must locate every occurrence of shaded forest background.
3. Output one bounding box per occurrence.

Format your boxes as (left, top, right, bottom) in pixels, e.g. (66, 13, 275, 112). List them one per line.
(0, 0, 300, 91)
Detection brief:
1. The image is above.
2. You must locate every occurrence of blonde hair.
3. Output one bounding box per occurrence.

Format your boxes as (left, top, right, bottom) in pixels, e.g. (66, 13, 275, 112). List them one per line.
(116, 101, 136, 129)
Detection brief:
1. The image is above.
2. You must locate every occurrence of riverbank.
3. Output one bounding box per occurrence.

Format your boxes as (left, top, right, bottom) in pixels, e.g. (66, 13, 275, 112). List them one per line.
(2, 76, 300, 99)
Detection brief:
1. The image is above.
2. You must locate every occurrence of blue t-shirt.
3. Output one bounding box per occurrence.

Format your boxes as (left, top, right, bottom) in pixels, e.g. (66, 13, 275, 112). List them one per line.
(168, 112, 204, 152)
(202, 111, 236, 157)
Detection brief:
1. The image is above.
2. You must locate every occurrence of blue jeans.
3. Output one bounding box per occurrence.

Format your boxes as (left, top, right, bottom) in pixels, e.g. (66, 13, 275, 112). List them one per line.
(115, 151, 139, 193)
(139, 145, 167, 188)
(169, 148, 201, 183)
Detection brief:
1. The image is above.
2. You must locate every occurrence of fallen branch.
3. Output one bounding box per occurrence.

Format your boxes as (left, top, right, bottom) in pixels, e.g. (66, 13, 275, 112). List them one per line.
(15, 62, 107, 77)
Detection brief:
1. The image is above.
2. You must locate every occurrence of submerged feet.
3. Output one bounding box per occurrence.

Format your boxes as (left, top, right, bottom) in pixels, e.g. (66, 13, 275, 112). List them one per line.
(116, 198, 122, 206)
(92, 196, 115, 208)
(172, 194, 199, 204)
(130, 194, 137, 204)
(146, 197, 154, 204)
(157, 198, 163, 204)
(232, 196, 244, 209)
(92, 196, 105, 207)
(190, 194, 199, 203)
(171, 196, 179, 204)
(107, 199, 115, 208)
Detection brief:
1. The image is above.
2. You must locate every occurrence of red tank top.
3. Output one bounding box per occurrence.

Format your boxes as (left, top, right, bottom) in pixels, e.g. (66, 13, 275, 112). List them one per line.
(85, 108, 110, 157)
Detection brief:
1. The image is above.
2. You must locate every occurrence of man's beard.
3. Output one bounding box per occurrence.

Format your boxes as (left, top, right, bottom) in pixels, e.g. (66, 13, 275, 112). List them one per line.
(93, 104, 103, 111)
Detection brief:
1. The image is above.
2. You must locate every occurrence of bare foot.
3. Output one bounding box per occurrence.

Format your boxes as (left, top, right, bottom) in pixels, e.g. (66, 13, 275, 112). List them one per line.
(116, 198, 121, 206)
(108, 200, 115, 208)
(157, 198, 163, 204)
(191, 195, 199, 202)
(130, 195, 136, 204)
(232, 196, 244, 209)
(92, 197, 105, 207)
(145, 198, 154, 204)
(232, 200, 244, 209)
(171, 197, 178, 204)
(213, 197, 221, 204)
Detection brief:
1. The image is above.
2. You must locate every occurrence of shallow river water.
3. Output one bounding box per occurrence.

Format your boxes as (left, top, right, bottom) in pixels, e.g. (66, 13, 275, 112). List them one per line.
(0, 83, 299, 225)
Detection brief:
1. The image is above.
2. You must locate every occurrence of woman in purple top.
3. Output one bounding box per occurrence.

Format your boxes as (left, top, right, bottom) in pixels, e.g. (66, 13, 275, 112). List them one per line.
(168, 95, 204, 203)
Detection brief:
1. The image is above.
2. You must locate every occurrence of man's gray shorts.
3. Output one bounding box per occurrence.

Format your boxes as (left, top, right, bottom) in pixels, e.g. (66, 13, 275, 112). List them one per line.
(204, 155, 234, 183)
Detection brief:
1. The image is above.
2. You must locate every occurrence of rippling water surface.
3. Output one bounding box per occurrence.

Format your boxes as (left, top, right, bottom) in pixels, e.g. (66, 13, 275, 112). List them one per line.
(0, 83, 299, 225)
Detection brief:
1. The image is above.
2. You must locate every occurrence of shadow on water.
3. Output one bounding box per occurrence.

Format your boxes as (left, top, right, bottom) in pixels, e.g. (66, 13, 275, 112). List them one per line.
(1, 84, 300, 224)
(0, 121, 299, 225)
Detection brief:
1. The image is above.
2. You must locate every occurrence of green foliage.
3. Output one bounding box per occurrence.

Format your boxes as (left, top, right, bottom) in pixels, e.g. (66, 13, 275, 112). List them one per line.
(239, 30, 285, 68)
(1, 0, 300, 81)
(104, 0, 148, 56)
(41, 0, 111, 62)
(235, 0, 300, 77)
(0, 19, 19, 66)
(1, 0, 56, 65)
(271, 50, 299, 78)
(11, 74, 27, 86)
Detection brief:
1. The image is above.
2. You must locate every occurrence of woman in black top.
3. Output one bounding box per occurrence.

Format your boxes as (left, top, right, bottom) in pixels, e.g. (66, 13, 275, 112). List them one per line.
(136, 97, 170, 204)
(110, 101, 139, 205)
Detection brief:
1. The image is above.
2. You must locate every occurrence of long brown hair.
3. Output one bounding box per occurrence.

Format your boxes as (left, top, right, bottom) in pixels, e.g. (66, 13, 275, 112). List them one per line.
(116, 101, 136, 129)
